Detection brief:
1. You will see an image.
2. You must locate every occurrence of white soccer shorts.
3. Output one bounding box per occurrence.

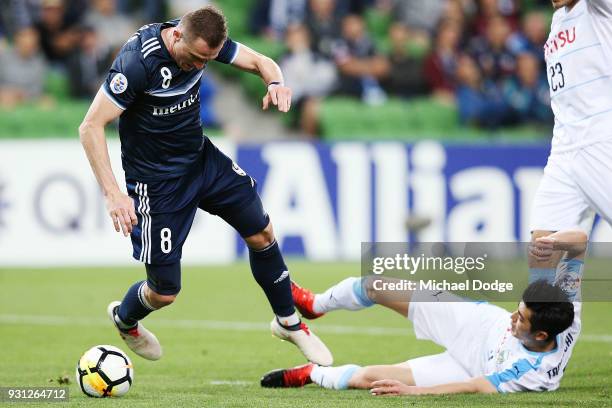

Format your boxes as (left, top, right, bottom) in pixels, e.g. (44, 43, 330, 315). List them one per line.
(401, 290, 508, 385)
(399, 351, 471, 387)
(530, 141, 612, 234)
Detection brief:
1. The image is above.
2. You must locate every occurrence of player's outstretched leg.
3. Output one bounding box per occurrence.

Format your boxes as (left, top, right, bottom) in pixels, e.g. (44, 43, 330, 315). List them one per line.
(261, 363, 414, 390)
(245, 223, 332, 366)
(293, 275, 414, 318)
(292, 277, 375, 319)
(107, 267, 178, 361)
(290, 281, 325, 319)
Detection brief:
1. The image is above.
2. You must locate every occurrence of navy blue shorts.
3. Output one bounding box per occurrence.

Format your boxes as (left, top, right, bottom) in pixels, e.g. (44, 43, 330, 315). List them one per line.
(126, 137, 269, 269)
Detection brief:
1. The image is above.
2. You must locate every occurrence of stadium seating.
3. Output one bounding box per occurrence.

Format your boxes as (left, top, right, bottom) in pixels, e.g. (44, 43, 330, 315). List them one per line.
(0, 0, 549, 142)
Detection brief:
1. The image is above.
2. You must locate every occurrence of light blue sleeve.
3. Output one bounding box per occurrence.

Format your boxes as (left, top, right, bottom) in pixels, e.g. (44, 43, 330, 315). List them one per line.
(485, 357, 543, 393)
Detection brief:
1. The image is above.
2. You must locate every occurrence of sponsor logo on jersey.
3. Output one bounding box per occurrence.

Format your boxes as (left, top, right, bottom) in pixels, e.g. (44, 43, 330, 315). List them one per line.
(110, 73, 128, 94)
(544, 26, 576, 58)
(152, 90, 200, 116)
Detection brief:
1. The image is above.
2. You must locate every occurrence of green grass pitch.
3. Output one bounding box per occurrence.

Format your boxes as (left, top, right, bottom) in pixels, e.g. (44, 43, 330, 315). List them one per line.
(1, 262, 611, 407)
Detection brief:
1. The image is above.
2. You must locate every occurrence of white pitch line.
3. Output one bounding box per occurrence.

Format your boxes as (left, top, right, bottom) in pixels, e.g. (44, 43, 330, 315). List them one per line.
(0, 314, 611, 343)
(582, 334, 612, 343)
(209, 380, 254, 386)
(0, 314, 410, 336)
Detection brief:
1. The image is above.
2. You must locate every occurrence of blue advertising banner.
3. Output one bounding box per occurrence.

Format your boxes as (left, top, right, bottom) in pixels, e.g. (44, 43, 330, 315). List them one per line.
(0, 140, 610, 265)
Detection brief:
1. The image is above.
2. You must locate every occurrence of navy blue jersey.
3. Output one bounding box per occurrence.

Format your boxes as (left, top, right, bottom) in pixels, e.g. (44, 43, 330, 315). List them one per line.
(102, 19, 239, 181)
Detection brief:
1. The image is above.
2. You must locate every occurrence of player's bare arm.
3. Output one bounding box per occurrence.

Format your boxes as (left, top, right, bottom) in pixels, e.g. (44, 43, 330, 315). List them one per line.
(370, 377, 497, 396)
(231, 44, 292, 112)
(79, 89, 138, 237)
(529, 230, 588, 262)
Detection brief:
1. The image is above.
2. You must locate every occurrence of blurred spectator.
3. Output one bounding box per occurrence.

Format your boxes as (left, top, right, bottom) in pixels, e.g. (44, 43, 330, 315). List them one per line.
(117, 0, 166, 23)
(332, 14, 390, 104)
(392, 0, 448, 36)
(382, 23, 428, 98)
(0, 27, 48, 108)
(441, 0, 468, 29)
(423, 19, 463, 101)
(84, 0, 136, 53)
(250, 0, 308, 40)
(508, 10, 548, 63)
(280, 24, 337, 136)
(472, 0, 519, 37)
(502, 53, 552, 124)
(455, 54, 512, 128)
(1, 0, 86, 38)
(34, 0, 80, 64)
(345, 0, 375, 14)
(469, 15, 517, 82)
(169, 0, 211, 18)
(305, 0, 344, 58)
(0, 0, 36, 39)
(0, 25, 5, 51)
(66, 26, 113, 99)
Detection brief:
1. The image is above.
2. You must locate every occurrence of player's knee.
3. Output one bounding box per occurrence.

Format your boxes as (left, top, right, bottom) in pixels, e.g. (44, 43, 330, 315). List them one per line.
(347, 368, 372, 389)
(349, 366, 386, 388)
(244, 222, 275, 250)
(362, 275, 396, 304)
(146, 289, 178, 309)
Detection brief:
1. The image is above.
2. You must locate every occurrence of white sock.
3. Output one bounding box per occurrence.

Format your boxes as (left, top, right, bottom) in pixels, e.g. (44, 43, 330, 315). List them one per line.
(310, 364, 361, 390)
(313, 277, 374, 314)
(277, 312, 300, 327)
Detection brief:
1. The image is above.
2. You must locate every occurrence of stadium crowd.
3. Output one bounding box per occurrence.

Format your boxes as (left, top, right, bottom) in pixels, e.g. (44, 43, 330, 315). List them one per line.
(0, 0, 554, 136)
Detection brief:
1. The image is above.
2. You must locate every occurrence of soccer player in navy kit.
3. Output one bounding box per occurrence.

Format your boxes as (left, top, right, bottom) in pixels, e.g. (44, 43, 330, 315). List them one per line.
(78, 6, 332, 366)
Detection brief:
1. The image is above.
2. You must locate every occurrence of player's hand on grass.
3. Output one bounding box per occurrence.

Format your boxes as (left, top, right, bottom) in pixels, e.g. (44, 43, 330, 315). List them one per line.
(370, 379, 419, 396)
(106, 192, 138, 237)
(529, 236, 557, 262)
(262, 83, 291, 112)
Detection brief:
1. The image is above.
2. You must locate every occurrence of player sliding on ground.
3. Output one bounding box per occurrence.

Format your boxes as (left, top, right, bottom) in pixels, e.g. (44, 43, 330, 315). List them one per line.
(262, 230, 584, 395)
(78, 6, 331, 366)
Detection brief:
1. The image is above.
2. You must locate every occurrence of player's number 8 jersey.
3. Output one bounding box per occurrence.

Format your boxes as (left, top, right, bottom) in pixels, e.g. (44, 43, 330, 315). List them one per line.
(101, 19, 239, 182)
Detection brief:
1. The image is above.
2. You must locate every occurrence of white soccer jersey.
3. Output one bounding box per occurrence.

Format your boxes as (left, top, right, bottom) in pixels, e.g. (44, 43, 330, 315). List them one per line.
(482, 302, 582, 393)
(546, 0, 612, 152)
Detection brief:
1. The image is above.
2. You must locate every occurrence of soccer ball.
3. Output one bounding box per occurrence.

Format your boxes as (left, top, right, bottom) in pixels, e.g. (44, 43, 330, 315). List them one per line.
(76, 345, 133, 397)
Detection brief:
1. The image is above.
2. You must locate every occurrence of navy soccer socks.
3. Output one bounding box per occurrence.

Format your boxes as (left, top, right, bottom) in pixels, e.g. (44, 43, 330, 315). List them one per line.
(249, 240, 300, 328)
(116, 281, 156, 329)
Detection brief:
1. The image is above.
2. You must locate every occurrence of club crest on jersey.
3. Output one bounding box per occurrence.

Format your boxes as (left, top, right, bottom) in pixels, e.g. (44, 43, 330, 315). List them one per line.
(110, 73, 128, 94)
(496, 350, 510, 365)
